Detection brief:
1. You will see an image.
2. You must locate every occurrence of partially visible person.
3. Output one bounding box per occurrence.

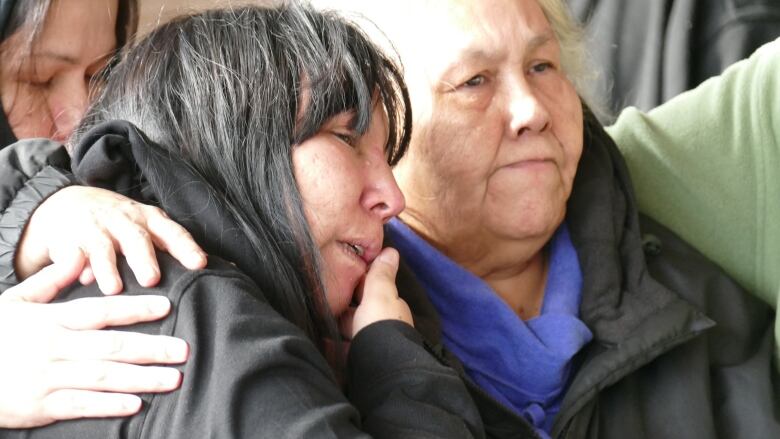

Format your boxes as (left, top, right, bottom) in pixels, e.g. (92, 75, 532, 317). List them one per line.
(607, 37, 780, 369)
(567, 0, 780, 113)
(0, 0, 135, 144)
(1, 4, 483, 437)
(0, 0, 205, 428)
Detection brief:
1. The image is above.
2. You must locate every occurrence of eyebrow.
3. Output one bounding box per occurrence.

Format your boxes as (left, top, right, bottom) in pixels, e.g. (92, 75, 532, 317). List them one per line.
(441, 29, 558, 75)
(526, 30, 556, 52)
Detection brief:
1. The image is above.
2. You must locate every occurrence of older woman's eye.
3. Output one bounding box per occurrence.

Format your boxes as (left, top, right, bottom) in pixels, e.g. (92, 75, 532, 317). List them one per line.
(530, 62, 553, 74)
(463, 75, 486, 87)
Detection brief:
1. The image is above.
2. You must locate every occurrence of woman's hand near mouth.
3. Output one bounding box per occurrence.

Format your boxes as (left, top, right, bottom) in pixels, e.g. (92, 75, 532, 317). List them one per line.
(338, 247, 413, 340)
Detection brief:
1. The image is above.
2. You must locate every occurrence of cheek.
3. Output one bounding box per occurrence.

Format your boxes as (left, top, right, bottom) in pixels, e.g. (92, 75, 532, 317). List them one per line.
(415, 104, 497, 182)
(548, 83, 584, 187)
(319, 245, 360, 316)
(2, 84, 54, 139)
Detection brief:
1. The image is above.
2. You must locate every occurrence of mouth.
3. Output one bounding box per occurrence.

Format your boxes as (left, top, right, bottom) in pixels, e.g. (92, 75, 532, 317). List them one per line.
(345, 242, 365, 257)
(338, 238, 380, 265)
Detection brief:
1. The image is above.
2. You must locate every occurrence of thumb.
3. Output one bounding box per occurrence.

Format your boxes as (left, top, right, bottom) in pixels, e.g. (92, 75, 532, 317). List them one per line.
(365, 248, 399, 286)
(6, 250, 85, 303)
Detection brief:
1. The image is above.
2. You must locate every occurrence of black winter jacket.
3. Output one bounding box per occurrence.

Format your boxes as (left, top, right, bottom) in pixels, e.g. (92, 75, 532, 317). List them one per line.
(392, 114, 779, 438)
(0, 122, 484, 439)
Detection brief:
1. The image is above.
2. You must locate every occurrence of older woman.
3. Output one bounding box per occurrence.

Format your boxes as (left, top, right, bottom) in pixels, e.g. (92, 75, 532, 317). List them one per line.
(343, 0, 777, 437)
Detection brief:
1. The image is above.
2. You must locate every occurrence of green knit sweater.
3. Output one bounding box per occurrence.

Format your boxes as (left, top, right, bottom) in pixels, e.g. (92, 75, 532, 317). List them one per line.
(608, 38, 780, 368)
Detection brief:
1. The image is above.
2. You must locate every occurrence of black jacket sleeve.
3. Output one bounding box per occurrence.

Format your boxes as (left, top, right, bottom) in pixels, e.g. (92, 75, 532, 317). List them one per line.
(348, 321, 485, 438)
(0, 256, 483, 438)
(0, 139, 74, 292)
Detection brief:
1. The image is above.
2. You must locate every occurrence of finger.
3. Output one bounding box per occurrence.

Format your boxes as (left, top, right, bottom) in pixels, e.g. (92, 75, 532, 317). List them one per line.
(83, 234, 122, 295)
(363, 248, 400, 297)
(146, 212, 208, 270)
(51, 329, 189, 365)
(48, 360, 182, 394)
(4, 254, 85, 303)
(53, 295, 173, 330)
(106, 217, 161, 288)
(78, 264, 96, 286)
(42, 389, 142, 422)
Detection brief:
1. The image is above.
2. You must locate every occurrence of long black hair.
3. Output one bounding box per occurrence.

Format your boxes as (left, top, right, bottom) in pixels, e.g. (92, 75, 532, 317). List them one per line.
(75, 3, 411, 351)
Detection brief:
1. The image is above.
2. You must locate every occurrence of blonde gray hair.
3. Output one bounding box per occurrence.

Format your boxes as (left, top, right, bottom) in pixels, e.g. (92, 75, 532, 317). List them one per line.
(537, 0, 603, 116)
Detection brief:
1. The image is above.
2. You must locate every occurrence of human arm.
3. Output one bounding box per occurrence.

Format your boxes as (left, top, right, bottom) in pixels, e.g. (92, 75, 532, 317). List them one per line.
(0, 254, 187, 428)
(2, 256, 483, 438)
(0, 139, 207, 427)
(607, 38, 780, 307)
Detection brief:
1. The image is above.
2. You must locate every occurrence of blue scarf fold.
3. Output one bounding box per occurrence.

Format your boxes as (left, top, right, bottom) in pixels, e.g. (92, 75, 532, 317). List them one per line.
(387, 219, 592, 436)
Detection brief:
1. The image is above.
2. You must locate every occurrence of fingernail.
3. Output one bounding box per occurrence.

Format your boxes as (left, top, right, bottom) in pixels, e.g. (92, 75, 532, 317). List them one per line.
(119, 394, 142, 411)
(187, 251, 208, 269)
(376, 248, 397, 264)
(166, 338, 189, 362)
(158, 368, 183, 388)
(148, 296, 171, 315)
(142, 266, 161, 286)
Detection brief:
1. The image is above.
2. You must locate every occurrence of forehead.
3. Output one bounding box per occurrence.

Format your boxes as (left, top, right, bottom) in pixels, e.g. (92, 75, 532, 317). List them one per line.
(410, 0, 554, 72)
(33, 0, 118, 61)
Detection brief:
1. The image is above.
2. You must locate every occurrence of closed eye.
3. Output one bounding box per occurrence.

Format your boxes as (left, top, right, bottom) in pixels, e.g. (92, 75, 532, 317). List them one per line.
(333, 131, 357, 146)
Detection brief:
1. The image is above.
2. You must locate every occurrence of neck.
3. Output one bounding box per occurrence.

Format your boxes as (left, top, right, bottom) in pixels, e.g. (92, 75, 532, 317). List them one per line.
(399, 210, 553, 320)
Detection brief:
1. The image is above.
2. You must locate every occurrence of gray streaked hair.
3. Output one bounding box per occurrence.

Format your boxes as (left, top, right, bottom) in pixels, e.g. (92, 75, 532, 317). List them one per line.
(75, 3, 411, 353)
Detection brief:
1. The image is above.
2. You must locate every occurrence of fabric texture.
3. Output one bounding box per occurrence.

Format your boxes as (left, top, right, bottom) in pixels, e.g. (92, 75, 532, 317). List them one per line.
(568, 0, 780, 113)
(391, 110, 778, 438)
(387, 219, 591, 437)
(0, 121, 485, 438)
(608, 38, 780, 370)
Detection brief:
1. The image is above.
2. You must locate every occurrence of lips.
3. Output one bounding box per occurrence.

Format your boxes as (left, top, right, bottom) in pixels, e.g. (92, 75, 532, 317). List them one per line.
(339, 236, 381, 266)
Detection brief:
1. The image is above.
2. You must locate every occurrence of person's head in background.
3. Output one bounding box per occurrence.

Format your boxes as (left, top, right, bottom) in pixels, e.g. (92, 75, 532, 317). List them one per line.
(0, 0, 138, 144)
(74, 4, 408, 355)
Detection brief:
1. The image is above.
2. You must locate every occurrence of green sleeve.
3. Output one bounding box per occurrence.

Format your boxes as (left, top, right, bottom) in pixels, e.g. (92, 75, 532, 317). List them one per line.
(607, 38, 780, 369)
(607, 38, 780, 306)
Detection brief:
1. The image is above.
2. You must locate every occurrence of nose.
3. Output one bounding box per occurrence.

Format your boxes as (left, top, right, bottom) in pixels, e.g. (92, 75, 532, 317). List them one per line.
(507, 75, 551, 138)
(49, 75, 89, 141)
(361, 159, 406, 223)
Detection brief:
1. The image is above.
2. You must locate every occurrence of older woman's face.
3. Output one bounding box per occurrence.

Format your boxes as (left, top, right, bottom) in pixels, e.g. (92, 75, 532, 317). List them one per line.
(0, 0, 118, 142)
(394, 0, 583, 253)
(293, 104, 405, 317)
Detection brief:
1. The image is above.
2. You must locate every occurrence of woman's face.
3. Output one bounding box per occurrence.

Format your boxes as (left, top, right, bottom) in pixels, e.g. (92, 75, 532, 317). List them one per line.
(293, 103, 405, 317)
(0, 0, 118, 142)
